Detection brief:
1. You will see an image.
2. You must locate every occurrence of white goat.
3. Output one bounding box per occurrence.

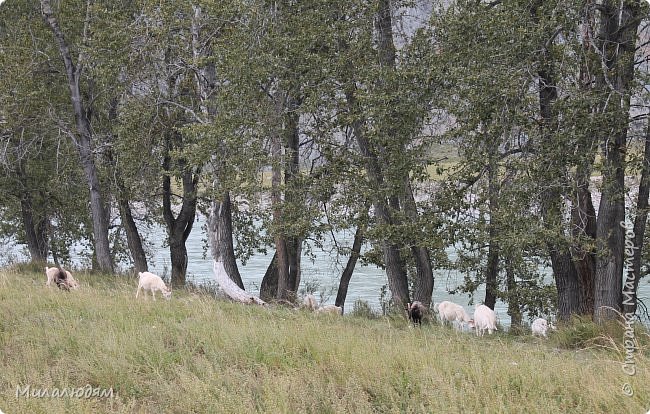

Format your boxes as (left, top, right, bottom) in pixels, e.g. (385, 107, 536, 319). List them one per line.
(135, 272, 171, 301)
(303, 294, 318, 311)
(435, 301, 471, 330)
(468, 305, 498, 336)
(531, 318, 555, 338)
(45, 266, 80, 290)
(316, 304, 342, 315)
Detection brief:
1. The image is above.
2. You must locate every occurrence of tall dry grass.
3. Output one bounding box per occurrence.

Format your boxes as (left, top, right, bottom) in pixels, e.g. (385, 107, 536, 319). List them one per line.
(0, 268, 648, 413)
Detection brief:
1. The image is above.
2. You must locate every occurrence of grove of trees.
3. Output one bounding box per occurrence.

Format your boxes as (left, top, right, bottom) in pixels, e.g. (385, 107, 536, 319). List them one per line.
(1, 0, 649, 325)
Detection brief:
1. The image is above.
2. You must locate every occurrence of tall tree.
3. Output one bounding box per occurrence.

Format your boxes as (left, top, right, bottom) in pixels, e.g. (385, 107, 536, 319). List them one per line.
(40, 0, 113, 272)
(591, 0, 643, 321)
(530, 0, 584, 320)
(162, 129, 199, 287)
(335, 223, 366, 311)
(189, 3, 243, 288)
(377, 0, 435, 307)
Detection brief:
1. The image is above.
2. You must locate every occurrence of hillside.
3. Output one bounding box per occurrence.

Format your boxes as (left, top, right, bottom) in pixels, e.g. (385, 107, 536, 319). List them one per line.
(0, 268, 648, 414)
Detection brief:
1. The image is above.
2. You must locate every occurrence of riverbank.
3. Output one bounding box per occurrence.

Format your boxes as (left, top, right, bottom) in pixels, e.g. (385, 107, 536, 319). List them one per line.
(0, 267, 648, 413)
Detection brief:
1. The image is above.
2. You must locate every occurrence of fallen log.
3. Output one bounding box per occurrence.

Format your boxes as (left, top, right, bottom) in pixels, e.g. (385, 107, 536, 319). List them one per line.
(211, 260, 266, 305)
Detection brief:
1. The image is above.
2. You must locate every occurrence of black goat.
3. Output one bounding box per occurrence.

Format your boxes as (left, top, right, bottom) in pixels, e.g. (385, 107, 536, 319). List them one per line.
(407, 301, 425, 326)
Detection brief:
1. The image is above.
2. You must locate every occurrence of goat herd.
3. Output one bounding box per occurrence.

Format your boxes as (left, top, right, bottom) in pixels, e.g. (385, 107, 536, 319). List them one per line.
(43, 266, 554, 338)
(407, 300, 555, 338)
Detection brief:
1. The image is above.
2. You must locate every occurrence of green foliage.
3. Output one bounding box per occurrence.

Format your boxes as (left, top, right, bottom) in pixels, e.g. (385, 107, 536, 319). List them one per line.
(551, 316, 650, 353)
(551, 316, 606, 349)
(350, 298, 379, 319)
(0, 0, 93, 262)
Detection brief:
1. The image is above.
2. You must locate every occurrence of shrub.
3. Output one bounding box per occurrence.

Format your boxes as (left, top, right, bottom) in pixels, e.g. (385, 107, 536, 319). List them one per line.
(350, 299, 379, 319)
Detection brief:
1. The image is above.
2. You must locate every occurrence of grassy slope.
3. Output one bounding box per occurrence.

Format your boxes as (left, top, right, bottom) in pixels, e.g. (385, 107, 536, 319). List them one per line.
(0, 268, 648, 414)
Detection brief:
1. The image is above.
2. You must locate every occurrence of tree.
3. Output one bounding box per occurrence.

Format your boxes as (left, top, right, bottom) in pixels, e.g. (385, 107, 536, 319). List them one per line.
(334, 0, 442, 309)
(590, 0, 643, 321)
(41, 0, 113, 272)
(189, 3, 244, 289)
(119, 1, 205, 286)
(0, 0, 92, 265)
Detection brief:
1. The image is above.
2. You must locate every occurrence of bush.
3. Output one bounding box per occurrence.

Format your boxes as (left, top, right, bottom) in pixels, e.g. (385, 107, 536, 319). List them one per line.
(551, 316, 603, 349)
(550, 316, 645, 349)
(350, 299, 379, 319)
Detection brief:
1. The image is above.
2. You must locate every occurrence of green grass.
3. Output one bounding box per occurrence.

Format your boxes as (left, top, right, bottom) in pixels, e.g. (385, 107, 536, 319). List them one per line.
(0, 268, 648, 413)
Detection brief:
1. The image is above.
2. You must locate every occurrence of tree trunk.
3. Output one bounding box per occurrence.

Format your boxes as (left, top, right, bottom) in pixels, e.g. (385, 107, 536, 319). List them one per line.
(564, 9, 601, 318)
(269, 109, 291, 300)
(375, 0, 396, 68)
(41, 0, 113, 272)
(17, 163, 49, 262)
(570, 171, 597, 315)
(207, 194, 244, 289)
(262, 112, 286, 302)
(286, 236, 302, 295)
(484, 153, 499, 310)
(623, 119, 650, 315)
(260, 251, 278, 302)
(282, 99, 302, 299)
(212, 261, 265, 305)
(273, 237, 290, 300)
(532, 1, 584, 320)
(104, 141, 148, 273)
(377, 0, 433, 308)
(116, 195, 148, 273)
(539, 164, 583, 320)
(484, 239, 499, 310)
(346, 87, 409, 308)
(104, 93, 148, 274)
(551, 247, 582, 320)
(19, 192, 48, 263)
(401, 181, 434, 307)
(162, 134, 199, 288)
(267, 93, 302, 302)
(335, 225, 365, 311)
(505, 258, 522, 330)
(410, 246, 433, 307)
(592, 0, 641, 321)
(191, 5, 242, 289)
(594, 174, 626, 321)
(169, 236, 188, 286)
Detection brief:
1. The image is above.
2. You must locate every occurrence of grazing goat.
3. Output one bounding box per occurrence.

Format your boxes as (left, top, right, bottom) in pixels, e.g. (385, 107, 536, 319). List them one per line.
(135, 272, 171, 301)
(407, 301, 426, 326)
(531, 318, 555, 338)
(45, 266, 79, 291)
(316, 304, 342, 315)
(303, 294, 318, 311)
(435, 301, 471, 330)
(468, 305, 497, 336)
